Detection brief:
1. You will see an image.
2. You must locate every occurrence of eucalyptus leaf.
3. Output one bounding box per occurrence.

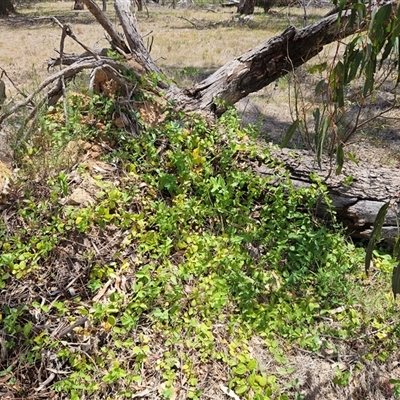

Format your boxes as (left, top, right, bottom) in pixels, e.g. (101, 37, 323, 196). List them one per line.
(365, 202, 390, 275)
(281, 119, 299, 148)
(392, 265, 400, 299)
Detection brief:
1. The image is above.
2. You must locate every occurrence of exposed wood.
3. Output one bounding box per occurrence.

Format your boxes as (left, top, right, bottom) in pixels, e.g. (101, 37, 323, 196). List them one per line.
(82, 0, 131, 54)
(57, 0, 398, 117)
(185, 9, 368, 114)
(255, 148, 400, 241)
(114, 0, 160, 73)
(3, 0, 398, 242)
(47, 49, 109, 69)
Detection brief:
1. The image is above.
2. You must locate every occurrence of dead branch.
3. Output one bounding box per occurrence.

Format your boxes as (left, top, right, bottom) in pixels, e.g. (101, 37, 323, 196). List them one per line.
(0, 58, 137, 126)
(52, 17, 101, 63)
(82, 0, 131, 54)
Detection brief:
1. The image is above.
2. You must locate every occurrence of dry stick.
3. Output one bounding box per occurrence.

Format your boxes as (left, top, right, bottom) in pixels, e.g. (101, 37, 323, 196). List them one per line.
(52, 17, 101, 61)
(178, 16, 200, 29)
(56, 315, 89, 339)
(35, 372, 56, 392)
(59, 24, 69, 124)
(0, 67, 35, 106)
(350, 320, 397, 342)
(52, 17, 103, 124)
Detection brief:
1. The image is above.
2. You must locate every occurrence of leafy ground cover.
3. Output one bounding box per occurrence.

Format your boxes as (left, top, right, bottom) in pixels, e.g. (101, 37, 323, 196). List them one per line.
(1, 2, 400, 399)
(0, 85, 400, 399)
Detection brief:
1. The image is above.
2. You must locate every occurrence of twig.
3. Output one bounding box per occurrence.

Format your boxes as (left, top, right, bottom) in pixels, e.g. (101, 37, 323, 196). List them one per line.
(35, 372, 55, 392)
(46, 368, 70, 375)
(132, 388, 158, 398)
(56, 315, 88, 339)
(52, 17, 101, 61)
(291, 344, 336, 363)
(61, 75, 68, 126)
(0, 67, 35, 105)
(92, 279, 113, 302)
(178, 16, 200, 29)
(350, 320, 397, 342)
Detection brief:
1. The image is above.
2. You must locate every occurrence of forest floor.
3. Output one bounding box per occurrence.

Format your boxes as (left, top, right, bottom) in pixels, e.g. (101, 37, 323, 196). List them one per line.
(0, 2, 400, 400)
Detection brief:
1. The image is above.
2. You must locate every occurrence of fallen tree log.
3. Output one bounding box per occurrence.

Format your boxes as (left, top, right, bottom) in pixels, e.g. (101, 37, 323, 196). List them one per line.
(255, 147, 400, 241)
(2, 0, 399, 242)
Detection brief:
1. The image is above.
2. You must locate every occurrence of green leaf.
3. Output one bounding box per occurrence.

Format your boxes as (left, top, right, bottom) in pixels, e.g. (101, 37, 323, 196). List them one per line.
(247, 359, 257, 371)
(315, 80, 327, 96)
(280, 120, 299, 148)
(394, 237, 400, 262)
(313, 108, 321, 134)
(308, 62, 327, 74)
(316, 117, 329, 168)
(365, 202, 390, 275)
(255, 375, 267, 387)
(347, 151, 358, 166)
(336, 145, 344, 175)
(23, 321, 32, 338)
(233, 363, 248, 376)
(392, 265, 400, 299)
(235, 384, 248, 394)
(330, 61, 345, 107)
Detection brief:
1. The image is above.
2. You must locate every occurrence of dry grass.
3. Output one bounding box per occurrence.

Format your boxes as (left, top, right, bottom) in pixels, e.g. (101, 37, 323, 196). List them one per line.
(0, 2, 326, 88)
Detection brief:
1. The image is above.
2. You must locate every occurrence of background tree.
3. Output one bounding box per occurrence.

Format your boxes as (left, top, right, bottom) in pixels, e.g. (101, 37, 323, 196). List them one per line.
(0, 0, 15, 16)
(237, 0, 255, 14)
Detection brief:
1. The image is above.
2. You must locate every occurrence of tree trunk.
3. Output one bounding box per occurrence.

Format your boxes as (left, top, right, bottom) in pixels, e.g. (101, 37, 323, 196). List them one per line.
(185, 11, 367, 115)
(237, 0, 255, 15)
(136, 0, 143, 12)
(81, 0, 387, 115)
(102, 0, 107, 11)
(0, 0, 15, 16)
(74, 0, 85, 10)
(255, 148, 400, 242)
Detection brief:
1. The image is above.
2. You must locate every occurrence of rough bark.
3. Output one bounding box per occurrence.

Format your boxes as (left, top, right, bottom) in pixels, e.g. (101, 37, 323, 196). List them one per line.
(185, 11, 367, 115)
(80, 0, 396, 116)
(237, 0, 255, 15)
(255, 148, 400, 241)
(136, 0, 143, 12)
(82, 0, 159, 73)
(0, 0, 15, 16)
(113, 0, 160, 73)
